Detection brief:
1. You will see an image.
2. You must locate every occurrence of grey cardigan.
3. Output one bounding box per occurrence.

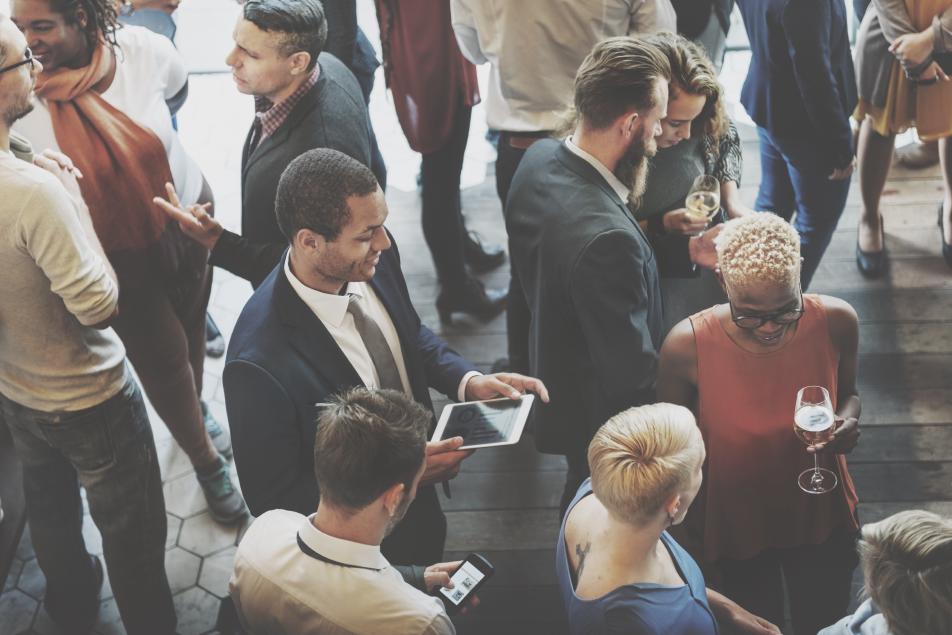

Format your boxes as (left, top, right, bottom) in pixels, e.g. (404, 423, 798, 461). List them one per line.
(855, 0, 952, 108)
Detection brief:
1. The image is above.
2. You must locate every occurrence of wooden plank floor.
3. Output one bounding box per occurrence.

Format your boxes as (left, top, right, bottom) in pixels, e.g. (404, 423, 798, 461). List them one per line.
(410, 123, 952, 634)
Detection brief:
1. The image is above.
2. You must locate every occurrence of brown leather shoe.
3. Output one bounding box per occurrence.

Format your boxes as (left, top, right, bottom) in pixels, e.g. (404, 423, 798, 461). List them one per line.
(895, 140, 939, 169)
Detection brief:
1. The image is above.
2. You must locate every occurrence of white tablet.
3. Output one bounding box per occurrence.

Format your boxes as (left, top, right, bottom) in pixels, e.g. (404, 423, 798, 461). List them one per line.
(432, 395, 535, 450)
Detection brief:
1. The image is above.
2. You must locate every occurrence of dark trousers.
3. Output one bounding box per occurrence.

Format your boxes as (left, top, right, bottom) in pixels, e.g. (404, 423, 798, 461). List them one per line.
(2, 379, 176, 634)
(561, 441, 591, 518)
(496, 131, 548, 374)
(381, 484, 446, 566)
(711, 528, 859, 635)
(755, 127, 852, 289)
(420, 104, 472, 287)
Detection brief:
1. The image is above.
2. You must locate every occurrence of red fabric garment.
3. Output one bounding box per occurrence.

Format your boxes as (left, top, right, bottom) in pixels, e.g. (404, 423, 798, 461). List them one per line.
(374, 0, 480, 154)
(682, 295, 859, 564)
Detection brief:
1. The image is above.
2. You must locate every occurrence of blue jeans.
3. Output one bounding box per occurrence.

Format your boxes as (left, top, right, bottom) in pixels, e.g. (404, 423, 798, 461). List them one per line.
(1, 377, 175, 634)
(755, 127, 852, 289)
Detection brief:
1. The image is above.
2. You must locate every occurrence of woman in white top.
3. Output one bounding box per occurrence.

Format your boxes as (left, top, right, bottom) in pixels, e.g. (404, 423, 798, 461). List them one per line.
(12, 0, 246, 524)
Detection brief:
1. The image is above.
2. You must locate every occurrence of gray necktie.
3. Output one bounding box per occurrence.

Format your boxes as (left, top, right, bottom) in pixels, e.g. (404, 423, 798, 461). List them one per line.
(347, 294, 404, 391)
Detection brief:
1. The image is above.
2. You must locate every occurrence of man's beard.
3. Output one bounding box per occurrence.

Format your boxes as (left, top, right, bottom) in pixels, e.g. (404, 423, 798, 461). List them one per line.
(614, 135, 656, 210)
(3, 96, 35, 128)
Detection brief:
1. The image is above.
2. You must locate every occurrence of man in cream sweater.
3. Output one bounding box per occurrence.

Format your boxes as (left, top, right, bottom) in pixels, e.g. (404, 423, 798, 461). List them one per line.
(0, 17, 174, 634)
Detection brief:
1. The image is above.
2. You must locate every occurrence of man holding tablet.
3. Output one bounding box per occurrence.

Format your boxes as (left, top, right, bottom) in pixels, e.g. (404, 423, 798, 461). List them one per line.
(222, 149, 548, 568)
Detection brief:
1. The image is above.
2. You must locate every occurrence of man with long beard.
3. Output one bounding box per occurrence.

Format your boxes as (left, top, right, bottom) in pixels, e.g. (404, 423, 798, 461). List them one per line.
(506, 36, 721, 513)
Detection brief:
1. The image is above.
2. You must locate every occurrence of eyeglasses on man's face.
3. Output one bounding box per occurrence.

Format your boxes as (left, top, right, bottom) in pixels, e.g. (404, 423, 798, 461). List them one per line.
(0, 48, 35, 75)
(727, 285, 805, 330)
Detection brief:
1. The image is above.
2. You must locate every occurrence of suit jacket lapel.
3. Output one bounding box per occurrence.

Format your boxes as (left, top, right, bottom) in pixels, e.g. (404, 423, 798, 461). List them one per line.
(241, 69, 325, 181)
(274, 266, 363, 391)
(555, 143, 652, 245)
(368, 255, 430, 404)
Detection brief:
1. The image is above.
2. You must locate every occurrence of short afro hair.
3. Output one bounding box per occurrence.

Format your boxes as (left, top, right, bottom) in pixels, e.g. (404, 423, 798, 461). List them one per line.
(275, 148, 379, 242)
(716, 213, 801, 292)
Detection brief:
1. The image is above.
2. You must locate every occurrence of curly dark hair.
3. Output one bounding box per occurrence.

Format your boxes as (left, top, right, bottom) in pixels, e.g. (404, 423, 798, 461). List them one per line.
(50, 0, 120, 50)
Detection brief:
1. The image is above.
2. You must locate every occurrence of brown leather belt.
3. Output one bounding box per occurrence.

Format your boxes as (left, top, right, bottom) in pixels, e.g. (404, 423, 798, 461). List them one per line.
(504, 131, 552, 150)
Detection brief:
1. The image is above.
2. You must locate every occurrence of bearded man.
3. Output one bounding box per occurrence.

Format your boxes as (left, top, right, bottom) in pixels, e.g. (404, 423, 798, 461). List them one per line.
(506, 36, 720, 513)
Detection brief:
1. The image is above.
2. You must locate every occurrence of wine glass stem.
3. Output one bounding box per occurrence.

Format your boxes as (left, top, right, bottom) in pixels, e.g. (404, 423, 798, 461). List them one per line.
(813, 453, 820, 476)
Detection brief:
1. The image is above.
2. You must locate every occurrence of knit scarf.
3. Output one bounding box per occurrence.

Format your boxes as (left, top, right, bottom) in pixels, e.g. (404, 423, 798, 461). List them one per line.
(34, 41, 173, 259)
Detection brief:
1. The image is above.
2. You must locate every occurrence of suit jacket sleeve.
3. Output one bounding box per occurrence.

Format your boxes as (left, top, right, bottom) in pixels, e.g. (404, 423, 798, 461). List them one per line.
(223, 359, 318, 516)
(210, 229, 287, 289)
(781, 0, 853, 170)
(569, 229, 657, 416)
(389, 237, 476, 398)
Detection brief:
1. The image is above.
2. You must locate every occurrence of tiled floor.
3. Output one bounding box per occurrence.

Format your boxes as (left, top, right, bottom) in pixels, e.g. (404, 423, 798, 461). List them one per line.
(4, 2, 952, 634)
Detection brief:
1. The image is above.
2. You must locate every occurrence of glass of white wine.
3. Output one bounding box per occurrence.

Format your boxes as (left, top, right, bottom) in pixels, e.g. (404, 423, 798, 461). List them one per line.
(794, 386, 838, 495)
(684, 174, 721, 226)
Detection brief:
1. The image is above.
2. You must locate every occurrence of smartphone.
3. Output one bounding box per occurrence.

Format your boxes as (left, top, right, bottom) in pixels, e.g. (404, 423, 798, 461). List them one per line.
(437, 553, 494, 614)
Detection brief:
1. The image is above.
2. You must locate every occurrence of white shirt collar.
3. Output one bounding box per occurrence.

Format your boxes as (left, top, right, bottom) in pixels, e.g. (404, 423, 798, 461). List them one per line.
(299, 514, 390, 571)
(284, 253, 367, 328)
(564, 136, 631, 203)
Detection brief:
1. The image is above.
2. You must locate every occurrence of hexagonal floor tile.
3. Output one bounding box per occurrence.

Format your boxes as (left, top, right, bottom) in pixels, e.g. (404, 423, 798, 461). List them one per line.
(198, 546, 236, 598)
(0, 589, 38, 634)
(166, 513, 183, 550)
(178, 512, 239, 557)
(81, 516, 104, 555)
(165, 547, 201, 595)
(156, 437, 195, 483)
(172, 587, 220, 635)
(93, 597, 123, 635)
(4, 558, 23, 593)
(162, 472, 207, 519)
(16, 557, 45, 600)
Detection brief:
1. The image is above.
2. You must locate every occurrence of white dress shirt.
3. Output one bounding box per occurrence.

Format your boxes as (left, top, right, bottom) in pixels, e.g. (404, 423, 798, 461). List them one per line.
(284, 257, 477, 401)
(231, 510, 456, 635)
(564, 136, 632, 202)
(451, 0, 677, 132)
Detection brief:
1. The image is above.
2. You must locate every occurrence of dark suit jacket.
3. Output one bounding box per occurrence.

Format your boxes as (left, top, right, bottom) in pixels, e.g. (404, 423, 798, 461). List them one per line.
(736, 0, 857, 173)
(223, 243, 475, 564)
(506, 140, 690, 457)
(209, 53, 372, 288)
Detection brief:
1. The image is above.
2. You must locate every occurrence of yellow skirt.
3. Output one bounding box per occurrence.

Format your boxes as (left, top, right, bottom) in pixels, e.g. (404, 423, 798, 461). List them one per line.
(854, 60, 952, 140)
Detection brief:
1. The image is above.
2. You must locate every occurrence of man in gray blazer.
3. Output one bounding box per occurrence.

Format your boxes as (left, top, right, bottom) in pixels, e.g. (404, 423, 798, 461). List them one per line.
(156, 0, 376, 289)
(507, 37, 720, 513)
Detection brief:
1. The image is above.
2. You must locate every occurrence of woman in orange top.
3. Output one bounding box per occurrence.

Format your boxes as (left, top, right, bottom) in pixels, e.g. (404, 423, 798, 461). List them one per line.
(657, 213, 862, 635)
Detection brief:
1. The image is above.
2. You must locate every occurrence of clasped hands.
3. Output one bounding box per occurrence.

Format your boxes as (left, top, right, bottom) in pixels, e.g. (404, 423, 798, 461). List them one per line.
(422, 373, 550, 486)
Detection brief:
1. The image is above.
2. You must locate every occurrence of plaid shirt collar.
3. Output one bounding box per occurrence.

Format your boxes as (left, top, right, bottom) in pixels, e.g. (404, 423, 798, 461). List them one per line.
(253, 65, 321, 142)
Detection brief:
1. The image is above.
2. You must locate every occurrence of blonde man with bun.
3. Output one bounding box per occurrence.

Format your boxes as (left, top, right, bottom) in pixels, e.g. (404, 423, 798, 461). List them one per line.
(820, 510, 952, 635)
(556, 403, 779, 635)
(658, 213, 863, 635)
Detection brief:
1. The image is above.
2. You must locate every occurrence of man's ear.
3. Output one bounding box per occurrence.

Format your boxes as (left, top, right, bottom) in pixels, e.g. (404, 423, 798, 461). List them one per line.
(289, 51, 312, 76)
(381, 482, 406, 517)
(74, 6, 90, 30)
(714, 268, 725, 291)
(295, 228, 325, 254)
(622, 111, 640, 140)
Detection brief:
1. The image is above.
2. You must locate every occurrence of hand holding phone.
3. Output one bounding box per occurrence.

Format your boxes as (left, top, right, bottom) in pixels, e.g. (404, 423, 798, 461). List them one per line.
(436, 553, 494, 614)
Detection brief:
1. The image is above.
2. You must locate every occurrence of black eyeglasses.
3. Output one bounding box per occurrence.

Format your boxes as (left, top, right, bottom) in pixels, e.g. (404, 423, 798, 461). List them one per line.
(727, 285, 804, 330)
(0, 48, 35, 75)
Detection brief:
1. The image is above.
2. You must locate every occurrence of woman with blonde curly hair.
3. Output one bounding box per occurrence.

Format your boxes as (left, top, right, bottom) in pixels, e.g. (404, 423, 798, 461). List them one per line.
(820, 510, 952, 635)
(658, 213, 863, 635)
(557, 403, 779, 635)
(636, 32, 754, 332)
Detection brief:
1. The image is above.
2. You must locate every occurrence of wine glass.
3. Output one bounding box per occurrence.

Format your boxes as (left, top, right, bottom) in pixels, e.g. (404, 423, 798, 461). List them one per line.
(684, 175, 721, 225)
(794, 386, 838, 494)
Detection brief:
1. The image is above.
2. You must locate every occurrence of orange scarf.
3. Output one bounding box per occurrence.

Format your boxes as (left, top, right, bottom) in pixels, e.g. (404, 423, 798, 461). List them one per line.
(34, 42, 173, 255)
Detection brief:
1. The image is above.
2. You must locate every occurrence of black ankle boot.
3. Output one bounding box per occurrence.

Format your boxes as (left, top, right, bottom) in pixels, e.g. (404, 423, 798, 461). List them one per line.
(463, 231, 506, 273)
(436, 278, 507, 324)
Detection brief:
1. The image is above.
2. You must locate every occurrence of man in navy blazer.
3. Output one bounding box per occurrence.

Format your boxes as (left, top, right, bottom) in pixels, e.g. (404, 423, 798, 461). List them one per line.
(223, 149, 547, 566)
(735, 0, 857, 288)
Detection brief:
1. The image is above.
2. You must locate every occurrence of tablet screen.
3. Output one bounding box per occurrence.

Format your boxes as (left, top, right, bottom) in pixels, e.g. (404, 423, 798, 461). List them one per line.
(438, 399, 524, 447)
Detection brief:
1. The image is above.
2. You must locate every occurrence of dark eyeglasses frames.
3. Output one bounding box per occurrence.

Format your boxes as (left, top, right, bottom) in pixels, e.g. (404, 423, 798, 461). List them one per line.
(0, 48, 34, 75)
(727, 285, 805, 330)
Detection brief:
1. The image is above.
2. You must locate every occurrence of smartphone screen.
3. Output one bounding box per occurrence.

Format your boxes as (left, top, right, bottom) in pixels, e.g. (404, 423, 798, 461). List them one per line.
(439, 399, 523, 447)
(439, 560, 487, 607)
